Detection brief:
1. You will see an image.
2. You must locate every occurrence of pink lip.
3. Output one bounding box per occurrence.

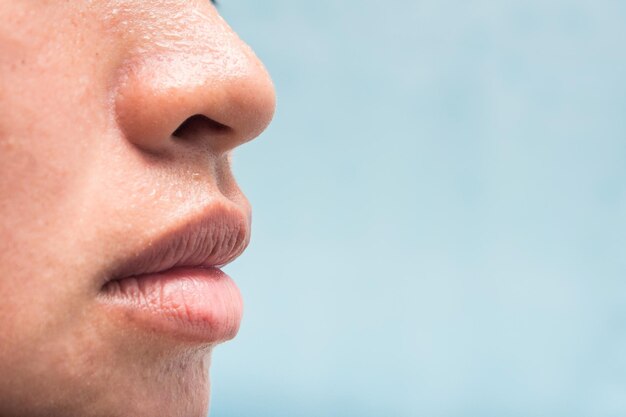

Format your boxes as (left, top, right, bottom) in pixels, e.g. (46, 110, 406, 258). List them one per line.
(99, 203, 249, 344)
(100, 267, 242, 343)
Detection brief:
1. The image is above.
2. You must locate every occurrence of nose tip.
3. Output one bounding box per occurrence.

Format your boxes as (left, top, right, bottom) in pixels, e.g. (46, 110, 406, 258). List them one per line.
(114, 17, 276, 154)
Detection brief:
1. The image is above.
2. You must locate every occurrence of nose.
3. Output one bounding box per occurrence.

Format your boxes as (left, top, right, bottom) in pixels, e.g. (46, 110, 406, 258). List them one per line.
(114, 6, 275, 155)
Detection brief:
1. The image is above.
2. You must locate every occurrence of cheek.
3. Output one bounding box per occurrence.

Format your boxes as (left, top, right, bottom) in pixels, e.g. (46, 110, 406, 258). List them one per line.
(0, 3, 119, 352)
(0, 11, 114, 236)
(0, 103, 98, 353)
(0, 64, 104, 279)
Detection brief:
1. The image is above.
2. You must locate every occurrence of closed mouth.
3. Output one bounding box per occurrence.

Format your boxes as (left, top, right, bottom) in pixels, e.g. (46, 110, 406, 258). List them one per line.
(98, 201, 249, 343)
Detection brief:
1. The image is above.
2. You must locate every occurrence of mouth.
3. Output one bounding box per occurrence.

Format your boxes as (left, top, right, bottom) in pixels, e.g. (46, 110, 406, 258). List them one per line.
(98, 202, 249, 344)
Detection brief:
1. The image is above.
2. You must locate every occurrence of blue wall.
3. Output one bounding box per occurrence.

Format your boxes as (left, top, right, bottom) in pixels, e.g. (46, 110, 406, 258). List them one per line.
(212, 1, 626, 415)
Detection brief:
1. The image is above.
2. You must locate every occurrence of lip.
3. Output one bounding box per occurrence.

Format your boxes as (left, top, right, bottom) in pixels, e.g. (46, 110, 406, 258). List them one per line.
(98, 202, 249, 344)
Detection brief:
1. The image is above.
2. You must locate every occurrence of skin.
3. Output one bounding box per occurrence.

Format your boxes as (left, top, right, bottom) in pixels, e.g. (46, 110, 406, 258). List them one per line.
(0, 1, 275, 416)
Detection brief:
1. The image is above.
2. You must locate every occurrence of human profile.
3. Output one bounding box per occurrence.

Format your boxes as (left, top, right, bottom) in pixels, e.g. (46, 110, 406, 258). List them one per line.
(0, 1, 275, 416)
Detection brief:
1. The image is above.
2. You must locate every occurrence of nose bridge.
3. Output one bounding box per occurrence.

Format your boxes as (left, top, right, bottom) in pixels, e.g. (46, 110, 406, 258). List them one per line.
(113, 5, 275, 154)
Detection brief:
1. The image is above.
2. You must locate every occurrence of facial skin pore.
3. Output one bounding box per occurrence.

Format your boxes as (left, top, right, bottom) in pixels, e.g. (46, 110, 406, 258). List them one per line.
(0, 1, 274, 416)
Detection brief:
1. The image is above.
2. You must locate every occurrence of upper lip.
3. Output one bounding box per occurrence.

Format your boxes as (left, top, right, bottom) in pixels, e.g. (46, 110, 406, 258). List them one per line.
(106, 201, 250, 283)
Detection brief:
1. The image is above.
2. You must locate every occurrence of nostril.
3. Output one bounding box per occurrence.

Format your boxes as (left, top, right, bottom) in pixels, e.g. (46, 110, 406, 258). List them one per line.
(172, 114, 231, 139)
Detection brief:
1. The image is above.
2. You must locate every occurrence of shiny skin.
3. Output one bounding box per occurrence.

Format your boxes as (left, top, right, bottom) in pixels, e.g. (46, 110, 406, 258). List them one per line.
(0, 1, 275, 416)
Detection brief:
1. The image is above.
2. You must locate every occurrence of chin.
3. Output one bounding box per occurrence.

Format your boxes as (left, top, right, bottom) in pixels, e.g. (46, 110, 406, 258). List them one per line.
(91, 349, 214, 417)
(0, 346, 214, 417)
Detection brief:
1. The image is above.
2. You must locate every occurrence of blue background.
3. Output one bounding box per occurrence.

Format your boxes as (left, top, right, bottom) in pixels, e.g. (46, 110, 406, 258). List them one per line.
(213, 1, 626, 416)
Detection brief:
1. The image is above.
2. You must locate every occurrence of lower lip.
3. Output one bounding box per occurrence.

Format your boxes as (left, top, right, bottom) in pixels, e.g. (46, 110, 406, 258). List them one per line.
(99, 267, 243, 343)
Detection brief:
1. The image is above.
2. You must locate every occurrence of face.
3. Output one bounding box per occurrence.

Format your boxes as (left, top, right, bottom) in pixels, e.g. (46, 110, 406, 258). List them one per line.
(0, 1, 274, 416)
